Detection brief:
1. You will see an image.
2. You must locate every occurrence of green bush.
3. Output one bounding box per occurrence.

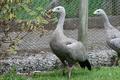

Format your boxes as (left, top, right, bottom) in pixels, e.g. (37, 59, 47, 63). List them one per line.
(89, 0, 103, 16)
(16, 0, 50, 19)
(1, 0, 103, 19)
(60, 0, 80, 18)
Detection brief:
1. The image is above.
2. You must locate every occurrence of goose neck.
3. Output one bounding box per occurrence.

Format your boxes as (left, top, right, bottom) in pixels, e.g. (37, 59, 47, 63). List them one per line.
(102, 13, 113, 29)
(56, 12, 65, 32)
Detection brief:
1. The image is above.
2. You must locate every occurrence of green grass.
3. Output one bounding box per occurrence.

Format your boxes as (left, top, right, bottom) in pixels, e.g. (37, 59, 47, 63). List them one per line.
(0, 67, 120, 80)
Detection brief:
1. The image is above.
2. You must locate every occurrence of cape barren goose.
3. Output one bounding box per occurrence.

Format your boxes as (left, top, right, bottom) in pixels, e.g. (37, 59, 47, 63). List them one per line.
(48, 6, 91, 79)
(94, 9, 120, 65)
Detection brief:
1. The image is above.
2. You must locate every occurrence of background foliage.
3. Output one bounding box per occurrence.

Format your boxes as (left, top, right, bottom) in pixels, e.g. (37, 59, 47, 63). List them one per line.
(0, 0, 104, 18)
(0, 0, 48, 55)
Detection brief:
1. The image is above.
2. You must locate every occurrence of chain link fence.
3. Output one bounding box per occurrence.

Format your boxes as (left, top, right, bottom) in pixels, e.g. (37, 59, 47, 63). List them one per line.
(0, 0, 120, 52)
(17, 0, 80, 51)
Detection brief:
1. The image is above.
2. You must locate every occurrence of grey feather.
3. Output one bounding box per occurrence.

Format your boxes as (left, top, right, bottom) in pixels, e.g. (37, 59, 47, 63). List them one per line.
(50, 6, 91, 69)
(94, 9, 120, 58)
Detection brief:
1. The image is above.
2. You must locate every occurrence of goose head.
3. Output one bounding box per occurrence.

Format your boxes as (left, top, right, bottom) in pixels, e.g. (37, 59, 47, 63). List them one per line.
(52, 6, 65, 14)
(47, 6, 65, 15)
(93, 9, 106, 16)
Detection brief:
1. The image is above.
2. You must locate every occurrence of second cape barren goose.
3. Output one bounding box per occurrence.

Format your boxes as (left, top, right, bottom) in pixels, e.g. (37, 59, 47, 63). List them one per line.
(49, 6, 91, 79)
(93, 9, 120, 65)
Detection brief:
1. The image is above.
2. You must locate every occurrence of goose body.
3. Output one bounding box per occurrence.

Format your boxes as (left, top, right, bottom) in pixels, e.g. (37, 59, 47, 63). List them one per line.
(50, 33, 88, 64)
(94, 9, 120, 65)
(49, 6, 91, 79)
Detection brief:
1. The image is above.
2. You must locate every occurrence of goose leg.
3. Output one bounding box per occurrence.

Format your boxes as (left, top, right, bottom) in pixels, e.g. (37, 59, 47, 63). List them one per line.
(114, 58, 119, 66)
(67, 64, 73, 80)
(112, 57, 119, 66)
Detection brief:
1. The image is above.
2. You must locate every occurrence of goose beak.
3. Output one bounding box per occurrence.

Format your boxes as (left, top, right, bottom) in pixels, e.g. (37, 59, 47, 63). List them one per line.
(46, 9, 53, 18)
(93, 11, 97, 15)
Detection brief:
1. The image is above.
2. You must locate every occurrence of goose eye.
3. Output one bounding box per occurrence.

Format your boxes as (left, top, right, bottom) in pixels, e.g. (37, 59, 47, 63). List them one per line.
(97, 11, 100, 13)
(57, 8, 60, 10)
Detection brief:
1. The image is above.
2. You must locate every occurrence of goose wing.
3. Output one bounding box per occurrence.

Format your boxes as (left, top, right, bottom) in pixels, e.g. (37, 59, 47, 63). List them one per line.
(110, 38, 120, 48)
(106, 28, 120, 40)
(61, 40, 87, 61)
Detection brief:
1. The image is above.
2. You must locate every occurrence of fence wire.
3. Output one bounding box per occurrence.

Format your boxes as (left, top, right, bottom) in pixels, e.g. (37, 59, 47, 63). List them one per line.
(19, 0, 120, 51)
(0, 0, 120, 52)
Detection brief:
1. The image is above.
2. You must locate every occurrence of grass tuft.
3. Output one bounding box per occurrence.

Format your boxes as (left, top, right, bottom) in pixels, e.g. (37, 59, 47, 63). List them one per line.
(0, 67, 120, 80)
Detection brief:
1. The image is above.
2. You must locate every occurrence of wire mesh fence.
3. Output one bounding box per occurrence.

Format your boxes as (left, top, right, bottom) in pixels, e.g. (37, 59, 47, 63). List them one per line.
(0, 0, 120, 52)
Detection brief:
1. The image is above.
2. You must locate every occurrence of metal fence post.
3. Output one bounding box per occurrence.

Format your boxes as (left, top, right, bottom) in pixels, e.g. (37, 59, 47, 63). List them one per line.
(78, 0, 88, 48)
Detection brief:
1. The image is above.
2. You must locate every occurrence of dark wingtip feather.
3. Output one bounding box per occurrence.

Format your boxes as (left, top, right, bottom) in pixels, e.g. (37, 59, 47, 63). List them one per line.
(79, 60, 92, 71)
(85, 60, 92, 70)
